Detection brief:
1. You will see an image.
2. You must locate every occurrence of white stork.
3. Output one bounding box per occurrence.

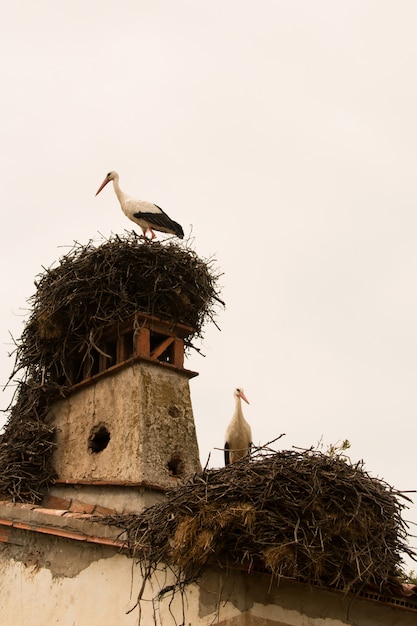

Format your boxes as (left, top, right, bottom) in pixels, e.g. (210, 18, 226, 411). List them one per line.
(224, 387, 252, 465)
(95, 171, 184, 239)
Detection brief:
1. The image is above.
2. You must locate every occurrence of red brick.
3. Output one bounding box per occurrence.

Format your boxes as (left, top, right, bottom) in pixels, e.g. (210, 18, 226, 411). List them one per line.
(69, 500, 96, 514)
(42, 495, 71, 511)
(94, 504, 117, 516)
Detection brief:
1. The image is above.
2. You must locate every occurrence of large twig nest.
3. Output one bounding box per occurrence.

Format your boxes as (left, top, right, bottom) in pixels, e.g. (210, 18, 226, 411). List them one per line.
(15, 232, 223, 385)
(103, 448, 415, 594)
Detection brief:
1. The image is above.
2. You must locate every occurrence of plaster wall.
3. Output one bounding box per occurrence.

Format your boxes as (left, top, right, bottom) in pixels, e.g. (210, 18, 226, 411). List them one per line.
(0, 533, 416, 626)
(49, 483, 165, 513)
(0, 549, 145, 625)
(0, 532, 195, 626)
(198, 568, 417, 626)
(47, 361, 201, 489)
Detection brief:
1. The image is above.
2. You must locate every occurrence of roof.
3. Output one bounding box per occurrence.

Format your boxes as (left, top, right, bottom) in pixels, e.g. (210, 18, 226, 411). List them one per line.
(0, 495, 123, 548)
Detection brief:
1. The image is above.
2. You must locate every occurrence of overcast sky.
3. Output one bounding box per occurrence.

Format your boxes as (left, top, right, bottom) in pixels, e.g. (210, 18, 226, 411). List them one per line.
(1, 1, 416, 568)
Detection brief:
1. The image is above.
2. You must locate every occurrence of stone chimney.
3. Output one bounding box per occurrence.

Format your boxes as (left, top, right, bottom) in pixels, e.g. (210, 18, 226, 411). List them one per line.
(47, 312, 201, 512)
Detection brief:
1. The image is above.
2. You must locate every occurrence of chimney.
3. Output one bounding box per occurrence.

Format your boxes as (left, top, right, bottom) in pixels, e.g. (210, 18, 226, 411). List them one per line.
(0, 233, 222, 512)
(47, 312, 201, 511)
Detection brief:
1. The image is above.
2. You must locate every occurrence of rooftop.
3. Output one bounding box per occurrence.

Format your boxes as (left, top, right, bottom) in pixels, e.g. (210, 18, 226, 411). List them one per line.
(0, 494, 416, 614)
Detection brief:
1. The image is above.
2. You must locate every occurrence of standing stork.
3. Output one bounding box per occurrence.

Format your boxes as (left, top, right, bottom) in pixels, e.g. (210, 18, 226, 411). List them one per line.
(95, 171, 184, 239)
(224, 387, 252, 465)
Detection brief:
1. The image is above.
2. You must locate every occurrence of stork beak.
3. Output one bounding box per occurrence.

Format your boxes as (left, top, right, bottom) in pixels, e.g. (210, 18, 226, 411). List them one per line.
(95, 178, 110, 196)
(239, 391, 250, 404)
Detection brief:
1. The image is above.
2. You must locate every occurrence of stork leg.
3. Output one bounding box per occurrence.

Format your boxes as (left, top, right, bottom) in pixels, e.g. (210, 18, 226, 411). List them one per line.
(224, 442, 230, 466)
(141, 227, 156, 240)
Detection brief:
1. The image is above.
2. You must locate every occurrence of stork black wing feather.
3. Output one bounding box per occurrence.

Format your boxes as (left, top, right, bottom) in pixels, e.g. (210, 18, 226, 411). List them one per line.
(133, 210, 184, 238)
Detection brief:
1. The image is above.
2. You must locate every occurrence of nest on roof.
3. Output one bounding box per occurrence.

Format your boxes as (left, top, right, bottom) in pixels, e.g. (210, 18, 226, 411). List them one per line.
(104, 449, 415, 600)
(0, 232, 223, 503)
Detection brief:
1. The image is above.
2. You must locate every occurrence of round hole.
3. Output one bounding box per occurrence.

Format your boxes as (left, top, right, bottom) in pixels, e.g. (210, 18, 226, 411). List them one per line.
(88, 424, 111, 454)
(168, 405, 181, 418)
(168, 455, 184, 477)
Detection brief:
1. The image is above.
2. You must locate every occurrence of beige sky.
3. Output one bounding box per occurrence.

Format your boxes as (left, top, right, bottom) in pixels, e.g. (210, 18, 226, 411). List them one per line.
(1, 1, 416, 566)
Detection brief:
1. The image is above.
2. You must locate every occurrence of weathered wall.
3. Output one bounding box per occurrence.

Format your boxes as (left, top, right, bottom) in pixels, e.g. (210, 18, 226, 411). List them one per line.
(0, 544, 145, 625)
(47, 361, 201, 489)
(0, 529, 416, 626)
(198, 568, 417, 625)
(48, 483, 162, 513)
(0, 529, 191, 626)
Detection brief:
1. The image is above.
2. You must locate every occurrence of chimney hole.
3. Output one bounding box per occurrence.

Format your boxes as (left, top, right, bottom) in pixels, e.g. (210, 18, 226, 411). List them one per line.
(88, 424, 111, 453)
(168, 455, 184, 477)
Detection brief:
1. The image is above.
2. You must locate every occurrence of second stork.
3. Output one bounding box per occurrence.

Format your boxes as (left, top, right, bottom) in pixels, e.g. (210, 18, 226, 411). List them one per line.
(224, 387, 252, 465)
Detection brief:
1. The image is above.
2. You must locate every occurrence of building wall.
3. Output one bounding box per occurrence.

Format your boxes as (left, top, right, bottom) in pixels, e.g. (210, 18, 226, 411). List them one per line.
(198, 568, 417, 625)
(0, 544, 142, 625)
(0, 529, 415, 626)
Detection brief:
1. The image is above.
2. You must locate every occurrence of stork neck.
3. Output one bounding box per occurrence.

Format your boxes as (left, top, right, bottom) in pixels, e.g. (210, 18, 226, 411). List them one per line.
(112, 175, 126, 203)
(234, 396, 244, 420)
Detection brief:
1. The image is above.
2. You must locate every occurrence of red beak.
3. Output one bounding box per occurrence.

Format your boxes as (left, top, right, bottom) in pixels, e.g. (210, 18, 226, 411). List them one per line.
(239, 391, 249, 405)
(95, 178, 110, 196)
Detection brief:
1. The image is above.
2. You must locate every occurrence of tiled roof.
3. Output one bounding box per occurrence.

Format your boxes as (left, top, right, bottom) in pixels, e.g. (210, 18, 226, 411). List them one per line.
(0, 496, 124, 548)
(42, 493, 117, 515)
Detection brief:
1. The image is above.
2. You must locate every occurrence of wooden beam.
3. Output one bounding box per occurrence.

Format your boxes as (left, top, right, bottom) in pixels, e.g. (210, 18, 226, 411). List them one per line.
(135, 327, 150, 358)
(150, 336, 174, 360)
(172, 338, 184, 368)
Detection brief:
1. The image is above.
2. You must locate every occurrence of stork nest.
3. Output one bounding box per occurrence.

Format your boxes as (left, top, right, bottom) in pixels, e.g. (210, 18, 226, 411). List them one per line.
(18, 231, 223, 379)
(0, 232, 223, 502)
(103, 448, 415, 598)
(0, 384, 56, 502)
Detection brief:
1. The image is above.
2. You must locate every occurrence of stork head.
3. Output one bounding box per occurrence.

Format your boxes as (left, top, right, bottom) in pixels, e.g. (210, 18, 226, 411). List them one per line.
(234, 387, 249, 404)
(95, 171, 118, 196)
